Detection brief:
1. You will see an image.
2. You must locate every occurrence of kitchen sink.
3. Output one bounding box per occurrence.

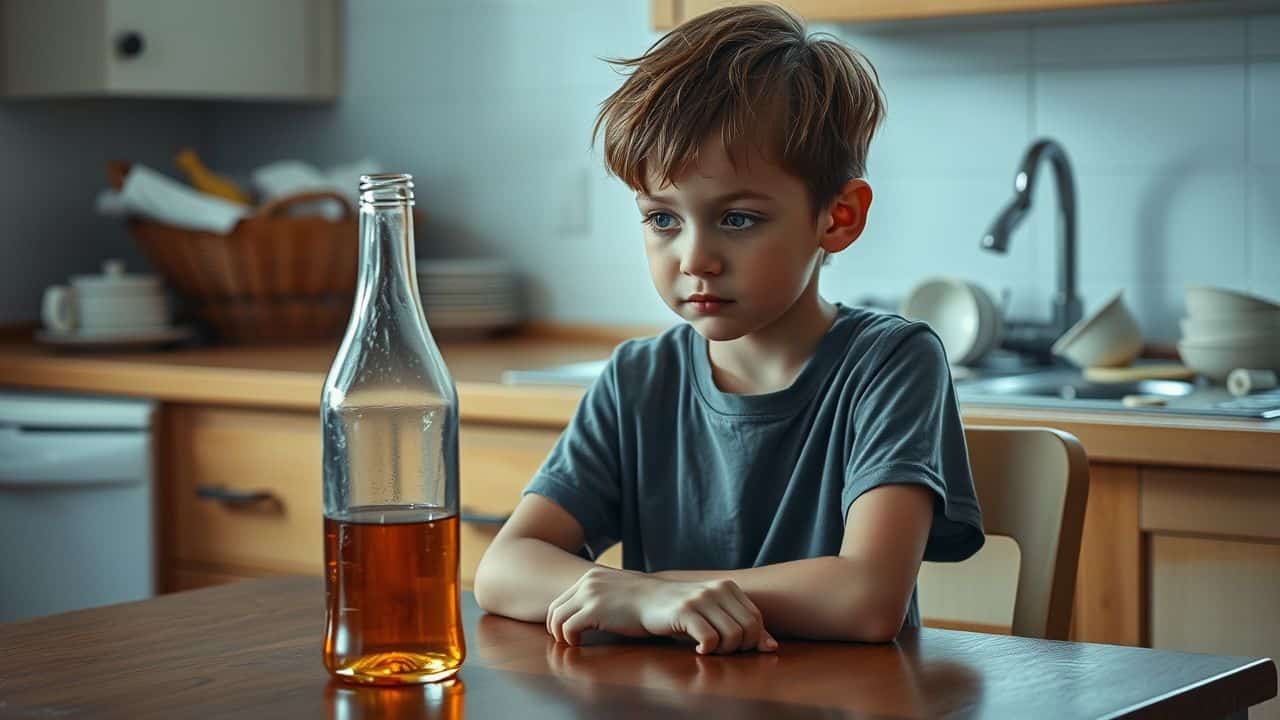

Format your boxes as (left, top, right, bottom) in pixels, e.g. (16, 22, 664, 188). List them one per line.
(959, 371, 1195, 401)
(503, 359, 1280, 420)
(957, 367, 1280, 419)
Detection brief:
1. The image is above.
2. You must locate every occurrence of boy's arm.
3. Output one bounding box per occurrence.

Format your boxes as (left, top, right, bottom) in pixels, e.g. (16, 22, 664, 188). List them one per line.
(655, 484, 934, 642)
(476, 493, 779, 654)
(473, 494, 597, 622)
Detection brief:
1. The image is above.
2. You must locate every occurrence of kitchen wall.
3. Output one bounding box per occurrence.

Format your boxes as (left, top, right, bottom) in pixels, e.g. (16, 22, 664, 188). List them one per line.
(0, 101, 208, 325)
(205, 1, 1279, 341)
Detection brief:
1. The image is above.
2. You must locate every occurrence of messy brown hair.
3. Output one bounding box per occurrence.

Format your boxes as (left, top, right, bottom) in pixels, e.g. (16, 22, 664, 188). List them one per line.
(593, 3, 885, 216)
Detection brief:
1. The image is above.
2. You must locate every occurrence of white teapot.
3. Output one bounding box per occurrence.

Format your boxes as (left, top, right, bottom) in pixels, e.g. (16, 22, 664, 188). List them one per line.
(42, 259, 170, 334)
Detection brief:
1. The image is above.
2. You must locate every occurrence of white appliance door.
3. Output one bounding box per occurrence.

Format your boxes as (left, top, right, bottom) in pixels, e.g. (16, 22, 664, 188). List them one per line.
(0, 427, 155, 622)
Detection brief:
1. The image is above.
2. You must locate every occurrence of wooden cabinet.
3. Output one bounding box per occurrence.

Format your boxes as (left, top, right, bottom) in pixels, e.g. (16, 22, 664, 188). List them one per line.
(162, 405, 323, 587)
(654, 0, 1183, 28)
(1069, 462, 1142, 646)
(458, 424, 624, 585)
(153, 394, 1277, 712)
(1150, 535, 1280, 720)
(0, 0, 338, 100)
(161, 406, 619, 594)
(1142, 467, 1280, 720)
(457, 424, 554, 588)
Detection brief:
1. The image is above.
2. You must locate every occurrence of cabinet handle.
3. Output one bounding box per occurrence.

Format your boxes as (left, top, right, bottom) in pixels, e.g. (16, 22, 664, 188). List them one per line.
(195, 484, 281, 511)
(460, 509, 510, 527)
(115, 31, 145, 60)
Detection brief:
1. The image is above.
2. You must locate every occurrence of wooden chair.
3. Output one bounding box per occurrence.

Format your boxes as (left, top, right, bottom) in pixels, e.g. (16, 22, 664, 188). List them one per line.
(919, 426, 1090, 640)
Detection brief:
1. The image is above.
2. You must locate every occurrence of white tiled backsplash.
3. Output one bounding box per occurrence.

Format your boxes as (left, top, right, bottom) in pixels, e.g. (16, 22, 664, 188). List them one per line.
(7, 1, 1275, 341)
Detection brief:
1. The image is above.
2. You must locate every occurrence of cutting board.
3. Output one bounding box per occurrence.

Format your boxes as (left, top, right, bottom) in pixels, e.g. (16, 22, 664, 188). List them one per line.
(1083, 362, 1195, 383)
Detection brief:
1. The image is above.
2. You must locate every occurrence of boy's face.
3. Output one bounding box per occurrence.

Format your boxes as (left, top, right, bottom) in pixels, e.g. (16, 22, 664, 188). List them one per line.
(636, 137, 825, 342)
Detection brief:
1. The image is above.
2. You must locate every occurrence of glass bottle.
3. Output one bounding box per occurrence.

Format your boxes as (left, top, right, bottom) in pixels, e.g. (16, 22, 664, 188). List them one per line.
(321, 173, 465, 685)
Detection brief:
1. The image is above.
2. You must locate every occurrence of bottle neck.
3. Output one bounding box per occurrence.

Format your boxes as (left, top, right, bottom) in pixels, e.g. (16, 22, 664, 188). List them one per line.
(355, 199, 421, 320)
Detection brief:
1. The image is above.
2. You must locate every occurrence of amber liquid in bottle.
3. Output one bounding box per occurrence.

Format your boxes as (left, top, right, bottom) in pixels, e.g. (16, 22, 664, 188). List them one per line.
(323, 509, 464, 685)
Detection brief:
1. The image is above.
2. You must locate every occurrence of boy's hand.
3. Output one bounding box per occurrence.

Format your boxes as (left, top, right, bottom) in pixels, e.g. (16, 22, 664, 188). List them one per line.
(545, 566, 779, 655)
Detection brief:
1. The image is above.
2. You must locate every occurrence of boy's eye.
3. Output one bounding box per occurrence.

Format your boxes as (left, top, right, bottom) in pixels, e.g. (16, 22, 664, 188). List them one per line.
(645, 212, 678, 230)
(722, 212, 758, 230)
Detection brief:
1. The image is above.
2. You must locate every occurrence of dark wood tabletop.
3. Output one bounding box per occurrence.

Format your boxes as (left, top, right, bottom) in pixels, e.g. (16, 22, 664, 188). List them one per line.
(0, 576, 1273, 719)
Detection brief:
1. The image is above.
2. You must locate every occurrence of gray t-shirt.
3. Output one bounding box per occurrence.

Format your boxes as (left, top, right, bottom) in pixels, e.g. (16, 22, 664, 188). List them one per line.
(523, 303, 984, 629)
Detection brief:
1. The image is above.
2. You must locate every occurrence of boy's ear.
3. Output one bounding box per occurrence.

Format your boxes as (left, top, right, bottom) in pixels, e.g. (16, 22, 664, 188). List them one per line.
(820, 179, 873, 254)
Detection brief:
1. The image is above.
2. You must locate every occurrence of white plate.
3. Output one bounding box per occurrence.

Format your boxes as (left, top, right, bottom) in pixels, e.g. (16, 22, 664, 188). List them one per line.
(427, 308, 523, 328)
(418, 278, 518, 294)
(36, 325, 196, 350)
(417, 258, 516, 276)
(422, 287, 520, 299)
(427, 304, 523, 317)
(422, 296, 520, 310)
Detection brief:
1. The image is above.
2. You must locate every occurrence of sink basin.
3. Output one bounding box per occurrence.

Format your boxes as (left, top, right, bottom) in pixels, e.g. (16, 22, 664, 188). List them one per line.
(957, 367, 1280, 419)
(960, 371, 1195, 401)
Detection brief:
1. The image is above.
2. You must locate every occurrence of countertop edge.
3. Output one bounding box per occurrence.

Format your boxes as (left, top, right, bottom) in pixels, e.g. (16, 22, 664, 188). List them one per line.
(2, 344, 1278, 470)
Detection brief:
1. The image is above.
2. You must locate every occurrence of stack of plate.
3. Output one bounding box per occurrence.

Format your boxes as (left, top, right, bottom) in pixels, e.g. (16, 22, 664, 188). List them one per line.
(416, 258, 524, 338)
(1177, 286, 1280, 382)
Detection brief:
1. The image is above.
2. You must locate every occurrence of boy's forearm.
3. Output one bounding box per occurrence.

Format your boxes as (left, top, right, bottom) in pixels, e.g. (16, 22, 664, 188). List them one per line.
(655, 556, 906, 642)
(473, 537, 596, 622)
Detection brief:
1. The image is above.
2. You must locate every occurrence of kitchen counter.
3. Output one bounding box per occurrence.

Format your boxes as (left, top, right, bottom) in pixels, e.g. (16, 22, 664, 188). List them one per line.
(0, 334, 615, 426)
(2, 333, 1278, 471)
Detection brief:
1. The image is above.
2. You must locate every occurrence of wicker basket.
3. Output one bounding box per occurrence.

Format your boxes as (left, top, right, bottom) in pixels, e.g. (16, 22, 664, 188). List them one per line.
(127, 191, 359, 344)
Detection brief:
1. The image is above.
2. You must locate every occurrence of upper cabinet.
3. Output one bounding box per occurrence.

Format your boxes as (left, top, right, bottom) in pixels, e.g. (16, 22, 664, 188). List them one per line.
(1, 0, 339, 101)
(653, 0, 1187, 28)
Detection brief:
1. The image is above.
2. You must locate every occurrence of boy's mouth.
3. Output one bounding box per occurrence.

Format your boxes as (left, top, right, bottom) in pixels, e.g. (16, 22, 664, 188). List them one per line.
(685, 293, 733, 315)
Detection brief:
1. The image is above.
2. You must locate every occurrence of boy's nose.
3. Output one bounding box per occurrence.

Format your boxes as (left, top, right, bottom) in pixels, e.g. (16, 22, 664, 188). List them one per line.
(679, 232, 723, 277)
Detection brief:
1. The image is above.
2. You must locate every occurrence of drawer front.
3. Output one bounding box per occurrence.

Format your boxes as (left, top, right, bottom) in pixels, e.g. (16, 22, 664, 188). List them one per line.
(167, 406, 323, 574)
(167, 410, 618, 589)
(1141, 466, 1280, 542)
(459, 424, 558, 587)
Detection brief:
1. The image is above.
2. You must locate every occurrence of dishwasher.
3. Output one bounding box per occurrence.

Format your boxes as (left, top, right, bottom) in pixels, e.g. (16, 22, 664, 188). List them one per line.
(0, 390, 156, 623)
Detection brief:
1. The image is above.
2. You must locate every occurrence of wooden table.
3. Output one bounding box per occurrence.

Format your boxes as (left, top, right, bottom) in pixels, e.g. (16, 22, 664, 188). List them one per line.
(0, 577, 1273, 719)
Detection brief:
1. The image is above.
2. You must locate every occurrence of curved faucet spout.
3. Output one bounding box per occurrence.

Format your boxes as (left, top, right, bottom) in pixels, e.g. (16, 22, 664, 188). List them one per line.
(981, 138, 1083, 350)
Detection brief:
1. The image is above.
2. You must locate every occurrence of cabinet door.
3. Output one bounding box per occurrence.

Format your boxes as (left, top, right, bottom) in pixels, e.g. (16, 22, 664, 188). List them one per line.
(0, 0, 337, 99)
(0, 1, 108, 95)
(165, 406, 324, 576)
(105, 0, 337, 99)
(1143, 467, 1280, 720)
(1150, 535, 1280, 720)
(458, 424, 622, 590)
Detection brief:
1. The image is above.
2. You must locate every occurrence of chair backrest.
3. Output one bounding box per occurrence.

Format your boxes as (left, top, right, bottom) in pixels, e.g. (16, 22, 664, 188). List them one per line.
(937, 426, 1090, 640)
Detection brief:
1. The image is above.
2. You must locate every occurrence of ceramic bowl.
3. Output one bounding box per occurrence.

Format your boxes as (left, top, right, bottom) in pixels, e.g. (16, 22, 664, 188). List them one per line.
(1179, 310, 1280, 344)
(1177, 337, 1280, 382)
(1185, 286, 1280, 317)
(901, 277, 1001, 366)
(1051, 291, 1143, 368)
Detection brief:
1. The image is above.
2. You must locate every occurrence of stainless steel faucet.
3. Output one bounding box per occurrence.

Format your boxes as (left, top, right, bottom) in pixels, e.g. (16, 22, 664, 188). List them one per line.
(981, 138, 1084, 362)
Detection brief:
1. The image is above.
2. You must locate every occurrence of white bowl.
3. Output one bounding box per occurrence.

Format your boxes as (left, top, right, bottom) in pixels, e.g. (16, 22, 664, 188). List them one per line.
(1177, 338, 1280, 382)
(1185, 286, 1280, 317)
(900, 277, 1001, 366)
(1179, 310, 1280, 343)
(1051, 291, 1143, 368)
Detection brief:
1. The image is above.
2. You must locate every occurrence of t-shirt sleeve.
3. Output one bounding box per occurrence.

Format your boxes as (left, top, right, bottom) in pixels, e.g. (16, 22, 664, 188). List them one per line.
(843, 325, 985, 562)
(521, 352, 623, 560)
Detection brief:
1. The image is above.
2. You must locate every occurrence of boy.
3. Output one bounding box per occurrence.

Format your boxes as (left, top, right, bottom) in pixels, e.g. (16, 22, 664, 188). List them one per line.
(474, 3, 983, 654)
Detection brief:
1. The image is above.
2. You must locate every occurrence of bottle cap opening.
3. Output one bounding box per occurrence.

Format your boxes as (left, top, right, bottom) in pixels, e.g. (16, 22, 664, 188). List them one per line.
(359, 173, 415, 206)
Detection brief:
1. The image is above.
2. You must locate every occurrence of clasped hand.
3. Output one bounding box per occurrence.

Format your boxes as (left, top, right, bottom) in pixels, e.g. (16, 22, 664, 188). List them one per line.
(546, 566, 778, 655)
